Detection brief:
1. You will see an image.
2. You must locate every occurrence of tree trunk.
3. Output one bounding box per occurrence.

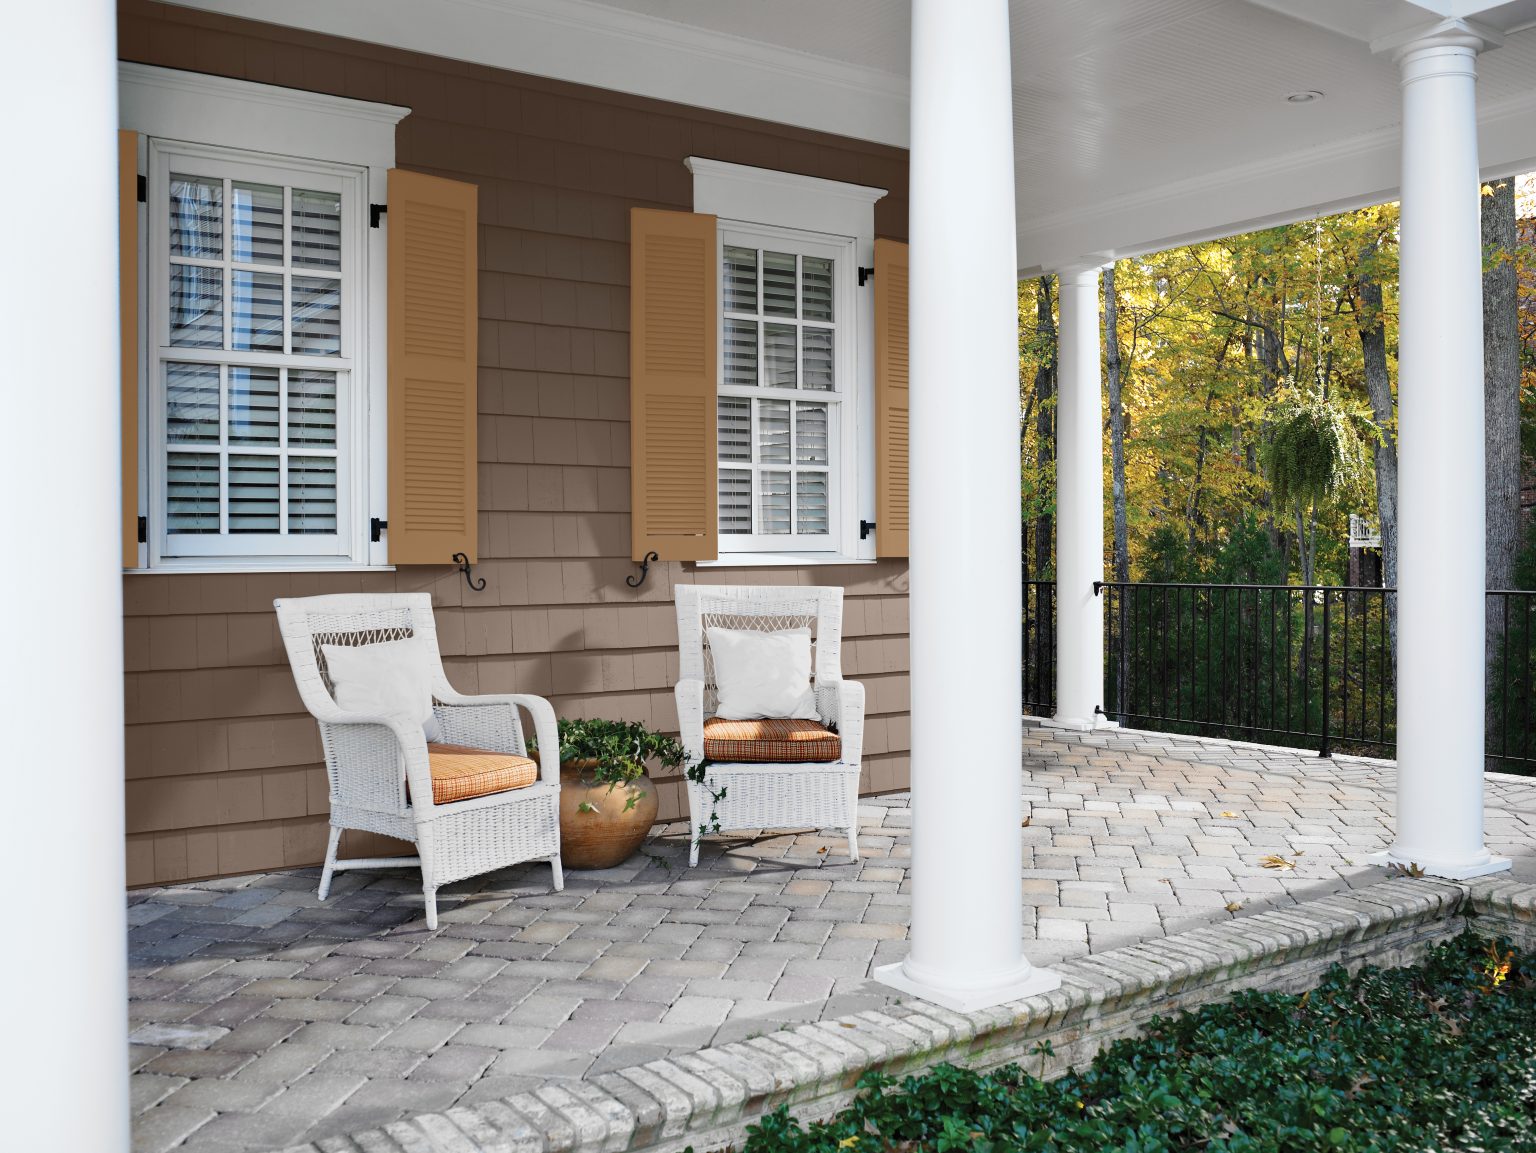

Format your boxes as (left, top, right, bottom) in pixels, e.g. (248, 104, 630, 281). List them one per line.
(1353, 248, 1399, 675)
(1033, 275, 1057, 579)
(1104, 264, 1131, 583)
(1484, 179, 1520, 687)
(1296, 503, 1315, 587)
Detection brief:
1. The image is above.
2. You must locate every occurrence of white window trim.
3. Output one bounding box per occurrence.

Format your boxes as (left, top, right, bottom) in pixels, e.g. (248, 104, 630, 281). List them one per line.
(685, 157, 887, 567)
(149, 141, 362, 565)
(119, 63, 409, 573)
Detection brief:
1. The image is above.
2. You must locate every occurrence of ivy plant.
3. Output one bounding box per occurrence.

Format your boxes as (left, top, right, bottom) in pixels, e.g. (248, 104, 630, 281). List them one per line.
(534, 718, 686, 810)
(727, 932, 1536, 1153)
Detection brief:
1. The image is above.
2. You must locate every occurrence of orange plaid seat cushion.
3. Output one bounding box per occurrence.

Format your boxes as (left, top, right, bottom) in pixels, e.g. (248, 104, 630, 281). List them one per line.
(702, 717, 842, 764)
(423, 742, 539, 805)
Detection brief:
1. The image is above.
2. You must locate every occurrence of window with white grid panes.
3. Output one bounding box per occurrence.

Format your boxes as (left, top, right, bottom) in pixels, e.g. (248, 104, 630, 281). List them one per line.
(149, 141, 362, 560)
(717, 228, 849, 551)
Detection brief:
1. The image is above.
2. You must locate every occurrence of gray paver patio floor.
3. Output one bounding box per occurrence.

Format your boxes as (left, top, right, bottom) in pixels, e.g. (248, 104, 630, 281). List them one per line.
(127, 724, 1536, 1153)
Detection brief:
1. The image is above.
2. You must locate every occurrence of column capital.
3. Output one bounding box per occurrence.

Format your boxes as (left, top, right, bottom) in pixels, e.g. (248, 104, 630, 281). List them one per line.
(1371, 17, 1502, 64)
(1051, 260, 1109, 283)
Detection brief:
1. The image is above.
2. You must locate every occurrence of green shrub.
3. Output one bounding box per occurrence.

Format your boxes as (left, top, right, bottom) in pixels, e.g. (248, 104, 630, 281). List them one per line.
(740, 933, 1536, 1152)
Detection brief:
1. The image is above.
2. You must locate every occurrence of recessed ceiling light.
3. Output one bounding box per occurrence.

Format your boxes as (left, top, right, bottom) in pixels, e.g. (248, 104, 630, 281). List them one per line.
(1286, 90, 1324, 104)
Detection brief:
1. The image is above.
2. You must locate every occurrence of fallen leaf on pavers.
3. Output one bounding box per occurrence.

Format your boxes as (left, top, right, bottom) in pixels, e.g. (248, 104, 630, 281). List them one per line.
(1021, 816, 1032, 827)
(817, 847, 828, 855)
(1259, 854, 1297, 870)
(1292, 850, 1306, 856)
(1225, 901, 1245, 913)
(839, 1022, 857, 1028)
(1158, 878, 1173, 885)
(1219, 811, 1241, 819)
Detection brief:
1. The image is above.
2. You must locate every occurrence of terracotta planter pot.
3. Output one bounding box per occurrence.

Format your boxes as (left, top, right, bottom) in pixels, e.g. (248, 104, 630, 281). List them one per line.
(558, 759, 658, 870)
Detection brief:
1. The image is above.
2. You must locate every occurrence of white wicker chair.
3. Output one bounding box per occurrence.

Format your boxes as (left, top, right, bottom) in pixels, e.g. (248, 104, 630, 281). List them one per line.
(274, 592, 562, 928)
(675, 585, 865, 867)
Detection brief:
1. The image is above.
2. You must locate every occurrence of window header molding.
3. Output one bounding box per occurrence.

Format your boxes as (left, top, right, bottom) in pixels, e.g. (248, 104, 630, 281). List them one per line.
(118, 63, 410, 169)
(685, 156, 887, 242)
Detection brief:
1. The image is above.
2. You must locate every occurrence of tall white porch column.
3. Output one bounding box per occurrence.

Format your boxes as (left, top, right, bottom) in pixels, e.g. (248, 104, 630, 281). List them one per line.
(0, 3, 131, 1151)
(1371, 20, 1509, 880)
(1054, 267, 1107, 728)
(873, 0, 1060, 1012)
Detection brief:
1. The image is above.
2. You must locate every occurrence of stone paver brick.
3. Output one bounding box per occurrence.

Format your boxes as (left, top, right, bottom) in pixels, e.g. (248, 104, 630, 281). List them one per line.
(405, 1044, 499, 1083)
(130, 724, 1536, 1153)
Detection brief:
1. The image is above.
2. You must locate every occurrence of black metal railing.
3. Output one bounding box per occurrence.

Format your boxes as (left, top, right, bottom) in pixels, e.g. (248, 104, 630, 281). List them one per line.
(1100, 582, 1394, 757)
(1488, 590, 1536, 771)
(1023, 579, 1055, 713)
(1021, 580, 1536, 773)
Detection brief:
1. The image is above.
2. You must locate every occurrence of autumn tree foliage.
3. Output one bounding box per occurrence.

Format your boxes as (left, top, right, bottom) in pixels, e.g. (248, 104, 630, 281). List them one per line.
(1021, 184, 1535, 591)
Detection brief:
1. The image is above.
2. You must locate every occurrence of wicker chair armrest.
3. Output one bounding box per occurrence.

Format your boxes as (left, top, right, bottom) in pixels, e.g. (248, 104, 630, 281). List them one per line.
(314, 710, 435, 811)
(675, 678, 707, 765)
(816, 677, 865, 764)
(433, 690, 560, 784)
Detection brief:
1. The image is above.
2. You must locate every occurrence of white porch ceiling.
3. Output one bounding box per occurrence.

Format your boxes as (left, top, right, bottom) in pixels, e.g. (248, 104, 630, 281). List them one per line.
(164, 0, 1536, 272)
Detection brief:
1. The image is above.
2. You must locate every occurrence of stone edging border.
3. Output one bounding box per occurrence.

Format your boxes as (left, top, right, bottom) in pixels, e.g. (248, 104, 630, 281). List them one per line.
(277, 874, 1536, 1153)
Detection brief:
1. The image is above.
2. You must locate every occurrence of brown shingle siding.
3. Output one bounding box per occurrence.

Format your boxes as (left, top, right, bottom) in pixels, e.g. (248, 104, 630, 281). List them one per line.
(119, 0, 911, 885)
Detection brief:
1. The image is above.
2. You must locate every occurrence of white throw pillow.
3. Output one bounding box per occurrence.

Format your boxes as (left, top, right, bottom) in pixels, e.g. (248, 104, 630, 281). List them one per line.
(707, 626, 820, 721)
(321, 635, 441, 742)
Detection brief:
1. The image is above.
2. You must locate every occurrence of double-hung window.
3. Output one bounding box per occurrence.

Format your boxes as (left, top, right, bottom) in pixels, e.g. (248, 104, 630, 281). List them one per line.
(150, 143, 362, 562)
(717, 228, 851, 552)
(598, 161, 907, 567)
(121, 63, 418, 573)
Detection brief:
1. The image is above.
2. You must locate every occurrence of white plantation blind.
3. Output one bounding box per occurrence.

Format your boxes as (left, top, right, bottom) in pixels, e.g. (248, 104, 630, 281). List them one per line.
(717, 226, 848, 552)
(150, 142, 358, 559)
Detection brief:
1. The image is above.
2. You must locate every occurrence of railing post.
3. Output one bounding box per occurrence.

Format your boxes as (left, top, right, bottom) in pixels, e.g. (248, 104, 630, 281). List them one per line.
(1320, 590, 1332, 758)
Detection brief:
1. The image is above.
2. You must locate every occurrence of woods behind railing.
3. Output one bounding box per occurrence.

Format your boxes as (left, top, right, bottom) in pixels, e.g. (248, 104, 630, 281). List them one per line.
(1022, 578, 1536, 773)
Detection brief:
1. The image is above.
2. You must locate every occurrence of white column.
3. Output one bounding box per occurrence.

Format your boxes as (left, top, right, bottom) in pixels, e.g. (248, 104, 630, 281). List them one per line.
(873, 0, 1060, 1013)
(1369, 20, 1509, 880)
(1053, 267, 1107, 729)
(0, 4, 131, 1152)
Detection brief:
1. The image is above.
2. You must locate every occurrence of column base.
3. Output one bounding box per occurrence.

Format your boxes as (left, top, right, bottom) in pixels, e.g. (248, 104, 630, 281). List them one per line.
(1037, 714, 1119, 733)
(1361, 849, 1511, 880)
(872, 959, 1061, 1014)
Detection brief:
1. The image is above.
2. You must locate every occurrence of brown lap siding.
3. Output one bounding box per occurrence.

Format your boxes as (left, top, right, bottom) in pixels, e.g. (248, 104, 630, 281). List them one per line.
(118, 0, 910, 886)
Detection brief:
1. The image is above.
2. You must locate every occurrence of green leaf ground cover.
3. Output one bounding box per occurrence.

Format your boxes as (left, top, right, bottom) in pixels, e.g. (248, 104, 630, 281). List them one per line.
(739, 933, 1536, 1153)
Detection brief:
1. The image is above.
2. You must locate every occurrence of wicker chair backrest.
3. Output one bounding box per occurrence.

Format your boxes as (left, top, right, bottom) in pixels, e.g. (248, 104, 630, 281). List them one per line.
(274, 595, 443, 715)
(676, 586, 844, 716)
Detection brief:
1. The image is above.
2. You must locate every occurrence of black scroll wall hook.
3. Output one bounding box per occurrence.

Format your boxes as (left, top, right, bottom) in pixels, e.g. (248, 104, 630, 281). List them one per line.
(452, 553, 486, 592)
(627, 551, 659, 589)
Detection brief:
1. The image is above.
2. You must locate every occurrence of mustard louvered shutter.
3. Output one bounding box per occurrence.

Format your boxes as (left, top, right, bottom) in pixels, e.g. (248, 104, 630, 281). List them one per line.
(386, 169, 479, 565)
(874, 238, 909, 557)
(629, 208, 718, 562)
(121, 130, 141, 569)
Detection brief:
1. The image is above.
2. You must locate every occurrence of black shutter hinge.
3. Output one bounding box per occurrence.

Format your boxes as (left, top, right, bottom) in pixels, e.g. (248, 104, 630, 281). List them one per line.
(369, 203, 387, 228)
(857, 266, 875, 287)
(370, 517, 387, 542)
(859, 519, 877, 540)
(136, 174, 147, 203)
(137, 515, 147, 544)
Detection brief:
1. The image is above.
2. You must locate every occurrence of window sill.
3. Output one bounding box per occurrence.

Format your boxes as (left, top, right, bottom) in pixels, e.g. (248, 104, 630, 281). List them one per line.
(696, 553, 877, 568)
(125, 564, 397, 576)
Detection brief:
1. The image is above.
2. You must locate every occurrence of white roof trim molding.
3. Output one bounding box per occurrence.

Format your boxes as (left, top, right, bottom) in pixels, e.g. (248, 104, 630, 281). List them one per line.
(686, 157, 888, 241)
(159, 0, 911, 148)
(118, 62, 409, 168)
